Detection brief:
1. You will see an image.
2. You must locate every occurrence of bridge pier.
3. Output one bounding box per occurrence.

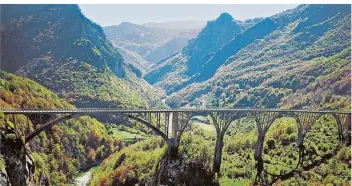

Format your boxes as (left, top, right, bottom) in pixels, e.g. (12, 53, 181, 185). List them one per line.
(253, 112, 281, 161)
(252, 111, 281, 185)
(294, 112, 320, 167)
(167, 112, 179, 158)
(210, 112, 240, 175)
(128, 111, 191, 159)
(332, 113, 350, 145)
(170, 112, 179, 139)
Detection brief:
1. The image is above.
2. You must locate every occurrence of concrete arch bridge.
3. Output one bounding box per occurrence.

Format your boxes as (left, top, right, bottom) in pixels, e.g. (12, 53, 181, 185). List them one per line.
(1, 108, 350, 185)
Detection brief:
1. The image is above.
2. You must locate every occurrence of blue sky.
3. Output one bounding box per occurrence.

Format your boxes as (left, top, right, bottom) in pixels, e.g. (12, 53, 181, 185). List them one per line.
(79, 4, 298, 26)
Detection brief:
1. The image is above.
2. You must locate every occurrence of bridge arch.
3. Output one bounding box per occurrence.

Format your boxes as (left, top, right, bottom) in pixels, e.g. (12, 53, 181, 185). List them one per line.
(23, 112, 193, 159)
(25, 113, 81, 143)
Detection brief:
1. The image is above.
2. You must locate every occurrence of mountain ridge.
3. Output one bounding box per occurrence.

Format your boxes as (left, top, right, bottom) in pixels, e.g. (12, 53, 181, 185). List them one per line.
(0, 4, 163, 109)
(145, 4, 351, 109)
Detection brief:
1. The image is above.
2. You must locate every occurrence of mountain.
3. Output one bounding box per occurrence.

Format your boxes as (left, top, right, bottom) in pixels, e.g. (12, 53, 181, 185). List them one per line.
(143, 20, 206, 30)
(0, 4, 162, 109)
(104, 22, 177, 57)
(103, 22, 202, 65)
(145, 5, 351, 109)
(113, 45, 150, 74)
(144, 13, 256, 92)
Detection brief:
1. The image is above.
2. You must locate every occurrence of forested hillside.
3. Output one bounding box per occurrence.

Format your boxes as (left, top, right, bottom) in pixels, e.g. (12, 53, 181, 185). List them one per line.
(0, 5, 162, 110)
(90, 115, 351, 185)
(145, 4, 351, 109)
(0, 71, 121, 185)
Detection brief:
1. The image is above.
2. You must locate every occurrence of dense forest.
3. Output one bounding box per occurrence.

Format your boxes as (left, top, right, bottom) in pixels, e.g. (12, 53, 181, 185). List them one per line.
(0, 4, 351, 186)
(0, 71, 122, 185)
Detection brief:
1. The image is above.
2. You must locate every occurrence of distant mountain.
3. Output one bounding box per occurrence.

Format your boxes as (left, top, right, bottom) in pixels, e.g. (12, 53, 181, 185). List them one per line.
(144, 30, 200, 64)
(103, 21, 202, 66)
(143, 20, 206, 30)
(145, 5, 351, 109)
(144, 13, 251, 91)
(0, 4, 162, 109)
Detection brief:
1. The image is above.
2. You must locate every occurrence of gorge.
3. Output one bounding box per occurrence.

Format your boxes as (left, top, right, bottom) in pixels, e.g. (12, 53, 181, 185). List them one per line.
(0, 4, 351, 186)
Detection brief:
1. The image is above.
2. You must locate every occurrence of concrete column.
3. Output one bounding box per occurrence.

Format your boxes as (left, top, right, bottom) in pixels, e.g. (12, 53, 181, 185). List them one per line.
(169, 112, 179, 139)
(254, 133, 265, 161)
(167, 112, 180, 159)
(213, 134, 224, 174)
(168, 112, 173, 138)
(296, 129, 305, 147)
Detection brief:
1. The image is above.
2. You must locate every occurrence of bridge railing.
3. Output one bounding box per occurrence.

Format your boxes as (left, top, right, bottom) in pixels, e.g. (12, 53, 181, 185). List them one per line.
(0, 108, 350, 114)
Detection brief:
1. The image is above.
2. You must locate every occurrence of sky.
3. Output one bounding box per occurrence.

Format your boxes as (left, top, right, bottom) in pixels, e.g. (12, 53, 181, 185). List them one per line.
(79, 4, 298, 26)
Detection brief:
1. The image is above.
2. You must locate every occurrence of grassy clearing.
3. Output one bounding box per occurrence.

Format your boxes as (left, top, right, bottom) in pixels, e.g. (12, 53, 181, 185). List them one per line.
(192, 122, 215, 132)
(108, 128, 143, 139)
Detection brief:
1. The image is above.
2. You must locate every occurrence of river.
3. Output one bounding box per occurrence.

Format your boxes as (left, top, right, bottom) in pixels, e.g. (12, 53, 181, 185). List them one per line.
(74, 170, 92, 186)
(74, 165, 99, 186)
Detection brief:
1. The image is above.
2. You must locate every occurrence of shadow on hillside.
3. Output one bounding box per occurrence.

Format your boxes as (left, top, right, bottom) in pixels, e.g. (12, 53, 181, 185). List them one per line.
(268, 146, 346, 184)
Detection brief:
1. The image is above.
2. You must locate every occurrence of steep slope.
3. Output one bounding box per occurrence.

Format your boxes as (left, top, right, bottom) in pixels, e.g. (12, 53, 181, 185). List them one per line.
(144, 30, 200, 64)
(146, 4, 351, 108)
(0, 71, 121, 185)
(114, 46, 149, 74)
(104, 22, 201, 65)
(145, 13, 247, 93)
(0, 4, 162, 109)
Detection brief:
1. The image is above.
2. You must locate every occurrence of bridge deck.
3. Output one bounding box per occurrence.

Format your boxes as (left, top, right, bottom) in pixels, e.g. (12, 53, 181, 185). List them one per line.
(0, 108, 350, 114)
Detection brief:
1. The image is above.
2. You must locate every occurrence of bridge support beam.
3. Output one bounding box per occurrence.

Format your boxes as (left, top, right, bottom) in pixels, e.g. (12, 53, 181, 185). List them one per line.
(128, 112, 191, 160)
(332, 113, 350, 145)
(210, 112, 240, 175)
(294, 112, 320, 168)
(252, 111, 281, 185)
(167, 112, 191, 159)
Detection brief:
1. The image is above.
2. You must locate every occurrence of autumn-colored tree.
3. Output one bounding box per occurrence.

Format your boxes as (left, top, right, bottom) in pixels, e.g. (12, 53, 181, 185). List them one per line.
(88, 149, 97, 162)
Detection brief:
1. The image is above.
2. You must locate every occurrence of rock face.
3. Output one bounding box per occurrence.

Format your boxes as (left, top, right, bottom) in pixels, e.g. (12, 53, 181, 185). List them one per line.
(0, 166, 9, 186)
(154, 156, 215, 186)
(0, 128, 34, 186)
